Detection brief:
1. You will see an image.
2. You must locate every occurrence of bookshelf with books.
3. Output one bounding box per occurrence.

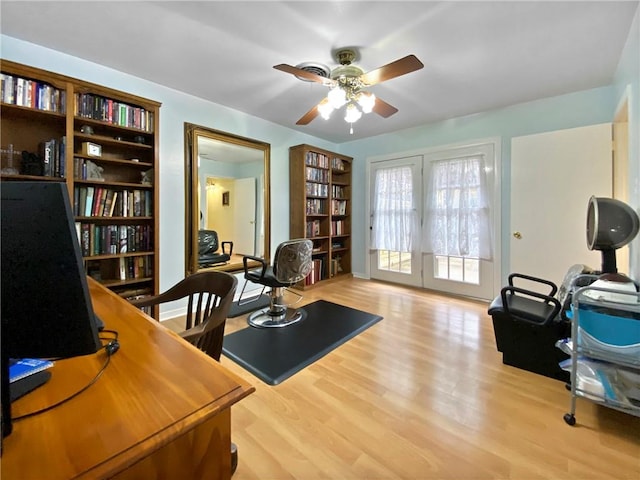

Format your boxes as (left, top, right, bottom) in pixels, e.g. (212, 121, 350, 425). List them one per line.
(1, 60, 161, 318)
(289, 144, 352, 288)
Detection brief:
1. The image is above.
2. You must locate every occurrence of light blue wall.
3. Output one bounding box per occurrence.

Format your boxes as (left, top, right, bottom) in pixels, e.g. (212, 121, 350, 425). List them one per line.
(1, 35, 341, 302)
(340, 86, 617, 280)
(3, 18, 638, 305)
(340, 8, 640, 283)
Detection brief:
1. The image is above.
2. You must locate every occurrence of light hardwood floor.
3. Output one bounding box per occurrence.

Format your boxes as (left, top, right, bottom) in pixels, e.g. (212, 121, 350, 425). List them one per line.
(165, 277, 640, 479)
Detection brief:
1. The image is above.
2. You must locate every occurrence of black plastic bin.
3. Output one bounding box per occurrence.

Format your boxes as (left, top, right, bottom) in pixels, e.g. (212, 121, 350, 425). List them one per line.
(488, 272, 575, 382)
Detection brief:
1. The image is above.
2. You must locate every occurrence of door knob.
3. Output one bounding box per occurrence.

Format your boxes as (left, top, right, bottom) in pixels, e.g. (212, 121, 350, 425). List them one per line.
(513, 231, 522, 239)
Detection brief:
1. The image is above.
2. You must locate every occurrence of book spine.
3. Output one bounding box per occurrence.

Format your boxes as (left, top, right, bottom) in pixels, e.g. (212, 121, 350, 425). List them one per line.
(85, 186, 95, 216)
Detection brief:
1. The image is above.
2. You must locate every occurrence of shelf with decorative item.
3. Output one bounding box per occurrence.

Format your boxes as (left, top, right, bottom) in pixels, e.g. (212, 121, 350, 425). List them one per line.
(1, 59, 161, 318)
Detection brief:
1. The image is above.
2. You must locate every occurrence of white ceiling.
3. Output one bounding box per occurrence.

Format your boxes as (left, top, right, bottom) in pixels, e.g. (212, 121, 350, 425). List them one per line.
(1, 1, 638, 144)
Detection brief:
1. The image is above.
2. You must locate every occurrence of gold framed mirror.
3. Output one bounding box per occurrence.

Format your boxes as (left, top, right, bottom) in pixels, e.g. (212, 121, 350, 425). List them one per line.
(184, 123, 270, 275)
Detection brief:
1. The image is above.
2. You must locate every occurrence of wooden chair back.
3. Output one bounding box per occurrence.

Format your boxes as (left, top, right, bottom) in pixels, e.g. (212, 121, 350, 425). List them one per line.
(130, 271, 237, 361)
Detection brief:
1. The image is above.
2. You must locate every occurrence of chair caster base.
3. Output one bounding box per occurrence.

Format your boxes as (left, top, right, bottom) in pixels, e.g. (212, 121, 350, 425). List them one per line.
(247, 307, 307, 328)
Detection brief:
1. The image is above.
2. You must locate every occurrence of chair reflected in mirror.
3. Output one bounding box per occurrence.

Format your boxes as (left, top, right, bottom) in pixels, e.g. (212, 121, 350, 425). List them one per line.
(198, 229, 233, 268)
(239, 238, 313, 328)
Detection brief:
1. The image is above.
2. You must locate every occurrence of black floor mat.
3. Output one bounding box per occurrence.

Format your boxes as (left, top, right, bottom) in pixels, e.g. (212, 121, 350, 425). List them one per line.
(227, 294, 271, 318)
(222, 300, 383, 385)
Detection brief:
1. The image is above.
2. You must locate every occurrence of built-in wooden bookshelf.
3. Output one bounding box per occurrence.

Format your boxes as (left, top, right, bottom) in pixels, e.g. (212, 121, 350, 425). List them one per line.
(289, 144, 352, 288)
(0, 60, 161, 318)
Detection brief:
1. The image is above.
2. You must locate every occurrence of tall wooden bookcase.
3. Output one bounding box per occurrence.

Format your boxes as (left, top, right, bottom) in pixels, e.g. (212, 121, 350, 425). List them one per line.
(0, 60, 161, 318)
(289, 144, 352, 288)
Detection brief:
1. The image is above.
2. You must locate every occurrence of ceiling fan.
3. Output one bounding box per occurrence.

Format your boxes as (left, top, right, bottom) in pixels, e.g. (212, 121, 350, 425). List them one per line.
(274, 48, 424, 131)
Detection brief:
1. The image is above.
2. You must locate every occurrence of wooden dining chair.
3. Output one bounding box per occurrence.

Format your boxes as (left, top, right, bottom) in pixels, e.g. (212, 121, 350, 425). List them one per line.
(129, 270, 240, 473)
(129, 270, 237, 361)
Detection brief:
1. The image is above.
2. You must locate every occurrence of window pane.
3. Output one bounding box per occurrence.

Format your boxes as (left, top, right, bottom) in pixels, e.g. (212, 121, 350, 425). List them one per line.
(378, 249, 412, 274)
(449, 257, 464, 281)
(464, 258, 480, 284)
(434, 255, 448, 279)
(399, 252, 412, 274)
(378, 250, 389, 270)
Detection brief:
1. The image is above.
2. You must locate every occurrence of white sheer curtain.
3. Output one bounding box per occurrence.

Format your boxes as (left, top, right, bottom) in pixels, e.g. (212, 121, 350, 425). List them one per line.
(371, 166, 416, 252)
(423, 155, 492, 260)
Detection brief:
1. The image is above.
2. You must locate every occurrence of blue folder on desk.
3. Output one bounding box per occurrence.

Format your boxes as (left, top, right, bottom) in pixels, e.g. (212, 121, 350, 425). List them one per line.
(9, 358, 53, 383)
(9, 358, 54, 403)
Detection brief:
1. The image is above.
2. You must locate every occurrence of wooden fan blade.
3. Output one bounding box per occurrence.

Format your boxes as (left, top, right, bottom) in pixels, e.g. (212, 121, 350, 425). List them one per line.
(274, 64, 334, 85)
(372, 97, 398, 118)
(360, 55, 424, 86)
(296, 99, 327, 125)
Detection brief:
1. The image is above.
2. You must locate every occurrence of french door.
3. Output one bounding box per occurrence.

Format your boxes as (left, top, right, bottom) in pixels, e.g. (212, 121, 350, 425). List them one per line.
(421, 142, 497, 300)
(369, 156, 423, 287)
(368, 141, 499, 301)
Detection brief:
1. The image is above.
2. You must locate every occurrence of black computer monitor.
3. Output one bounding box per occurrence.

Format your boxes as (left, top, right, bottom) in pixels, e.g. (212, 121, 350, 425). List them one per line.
(1, 181, 102, 438)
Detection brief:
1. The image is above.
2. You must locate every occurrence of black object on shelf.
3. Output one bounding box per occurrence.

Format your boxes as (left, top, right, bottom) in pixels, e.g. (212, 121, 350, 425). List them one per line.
(10, 370, 52, 403)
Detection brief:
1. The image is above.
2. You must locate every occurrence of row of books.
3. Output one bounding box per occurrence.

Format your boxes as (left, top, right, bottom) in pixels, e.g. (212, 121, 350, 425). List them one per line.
(331, 157, 347, 171)
(304, 258, 326, 285)
(331, 199, 347, 215)
(87, 257, 154, 283)
(305, 182, 328, 198)
(306, 198, 326, 215)
(73, 157, 97, 181)
(74, 93, 154, 132)
(332, 184, 347, 198)
(76, 223, 153, 257)
(39, 136, 67, 178)
(74, 186, 152, 218)
(330, 257, 343, 277)
(0, 73, 66, 113)
(306, 219, 322, 238)
(305, 151, 330, 168)
(305, 166, 329, 183)
(331, 220, 347, 236)
(117, 256, 153, 281)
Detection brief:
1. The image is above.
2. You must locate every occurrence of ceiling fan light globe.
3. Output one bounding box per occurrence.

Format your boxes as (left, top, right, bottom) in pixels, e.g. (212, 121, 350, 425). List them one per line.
(317, 102, 333, 120)
(328, 86, 347, 109)
(344, 103, 362, 123)
(358, 92, 376, 113)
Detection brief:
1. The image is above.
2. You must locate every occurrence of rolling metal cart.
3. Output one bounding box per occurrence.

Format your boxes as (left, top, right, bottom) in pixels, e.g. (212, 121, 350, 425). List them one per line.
(559, 284, 640, 426)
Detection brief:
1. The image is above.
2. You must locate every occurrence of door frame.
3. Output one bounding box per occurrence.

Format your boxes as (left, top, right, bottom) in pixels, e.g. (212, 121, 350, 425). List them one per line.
(365, 137, 502, 300)
(613, 90, 630, 273)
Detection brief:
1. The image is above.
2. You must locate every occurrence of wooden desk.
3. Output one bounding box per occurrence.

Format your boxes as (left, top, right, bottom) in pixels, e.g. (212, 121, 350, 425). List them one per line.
(1, 278, 255, 479)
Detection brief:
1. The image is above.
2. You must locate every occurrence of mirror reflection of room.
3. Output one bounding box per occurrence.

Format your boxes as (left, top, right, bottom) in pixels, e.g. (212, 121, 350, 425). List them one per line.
(185, 123, 270, 275)
(200, 175, 264, 259)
